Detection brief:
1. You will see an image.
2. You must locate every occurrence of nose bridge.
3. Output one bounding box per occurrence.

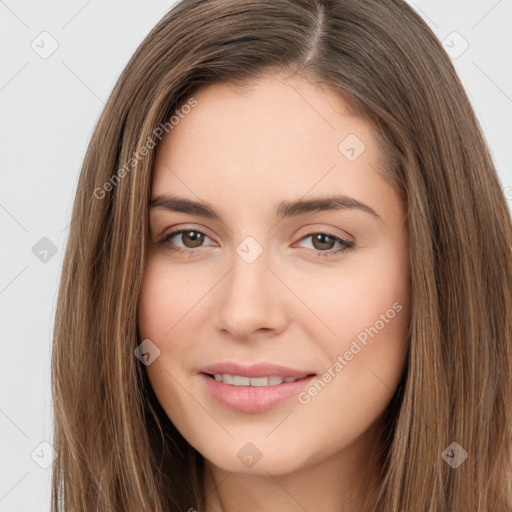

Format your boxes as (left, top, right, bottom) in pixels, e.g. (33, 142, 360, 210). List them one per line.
(214, 236, 286, 338)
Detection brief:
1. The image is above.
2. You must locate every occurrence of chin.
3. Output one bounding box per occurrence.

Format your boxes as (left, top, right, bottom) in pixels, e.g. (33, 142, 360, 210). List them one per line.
(199, 437, 316, 476)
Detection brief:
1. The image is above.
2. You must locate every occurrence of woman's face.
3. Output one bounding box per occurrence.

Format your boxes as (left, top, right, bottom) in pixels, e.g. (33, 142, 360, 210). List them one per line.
(138, 73, 410, 478)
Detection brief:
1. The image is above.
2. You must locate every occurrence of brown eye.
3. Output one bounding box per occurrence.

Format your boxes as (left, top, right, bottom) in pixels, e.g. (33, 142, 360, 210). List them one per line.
(157, 229, 214, 254)
(296, 232, 354, 258)
(311, 233, 336, 251)
(180, 230, 205, 248)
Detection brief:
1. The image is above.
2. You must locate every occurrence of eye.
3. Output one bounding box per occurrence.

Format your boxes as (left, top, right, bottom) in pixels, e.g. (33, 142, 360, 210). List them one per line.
(155, 228, 354, 259)
(295, 232, 354, 258)
(156, 228, 215, 255)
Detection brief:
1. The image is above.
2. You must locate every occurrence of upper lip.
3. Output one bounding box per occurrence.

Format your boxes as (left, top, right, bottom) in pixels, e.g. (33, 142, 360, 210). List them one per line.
(198, 362, 316, 379)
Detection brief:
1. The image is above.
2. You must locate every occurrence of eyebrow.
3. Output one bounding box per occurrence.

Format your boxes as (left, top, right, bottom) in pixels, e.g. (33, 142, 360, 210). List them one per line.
(149, 194, 382, 222)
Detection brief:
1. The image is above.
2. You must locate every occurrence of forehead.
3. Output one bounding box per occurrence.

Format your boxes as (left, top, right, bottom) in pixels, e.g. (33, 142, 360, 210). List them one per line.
(150, 73, 395, 221)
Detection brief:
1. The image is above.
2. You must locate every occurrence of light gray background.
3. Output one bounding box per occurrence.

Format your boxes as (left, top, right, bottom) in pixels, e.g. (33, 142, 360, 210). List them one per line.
(1, 0, 511, 510)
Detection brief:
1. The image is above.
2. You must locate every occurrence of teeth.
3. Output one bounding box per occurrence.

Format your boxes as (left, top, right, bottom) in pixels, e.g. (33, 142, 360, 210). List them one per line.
(213, 374, 301, 386)
(249, 377, 269, 386)
(233, 375, 250, 386)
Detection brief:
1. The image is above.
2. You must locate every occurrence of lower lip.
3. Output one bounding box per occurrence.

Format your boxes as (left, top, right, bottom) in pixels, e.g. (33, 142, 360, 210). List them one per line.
(200, 373, 317, 413)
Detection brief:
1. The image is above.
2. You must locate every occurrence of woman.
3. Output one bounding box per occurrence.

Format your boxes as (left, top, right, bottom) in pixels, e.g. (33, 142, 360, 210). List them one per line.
(51, 0, 512, 510)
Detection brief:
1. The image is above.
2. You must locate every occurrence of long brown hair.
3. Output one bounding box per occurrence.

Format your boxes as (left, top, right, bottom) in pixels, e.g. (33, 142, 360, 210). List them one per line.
(51, 0, 512, 510)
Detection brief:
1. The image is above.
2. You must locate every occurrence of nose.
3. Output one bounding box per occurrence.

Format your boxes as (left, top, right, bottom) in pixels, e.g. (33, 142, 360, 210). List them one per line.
(213, 245, 288, 341)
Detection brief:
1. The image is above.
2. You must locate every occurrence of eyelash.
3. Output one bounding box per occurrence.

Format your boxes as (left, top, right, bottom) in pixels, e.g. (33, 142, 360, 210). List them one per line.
(156, 228, 354, 259)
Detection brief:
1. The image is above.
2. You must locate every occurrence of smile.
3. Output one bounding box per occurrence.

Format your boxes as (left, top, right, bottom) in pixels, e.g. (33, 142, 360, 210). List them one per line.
(207, 374, 305, 386)
(200, 372, 317, 413)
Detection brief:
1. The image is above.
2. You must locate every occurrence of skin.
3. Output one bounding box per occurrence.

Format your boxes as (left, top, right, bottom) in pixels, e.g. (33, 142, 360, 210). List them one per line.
(137, 72, 411, 512)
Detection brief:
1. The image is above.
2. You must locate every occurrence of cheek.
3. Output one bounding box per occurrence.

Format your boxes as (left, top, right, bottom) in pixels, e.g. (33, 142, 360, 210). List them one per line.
(137, 257, 207, 342)
(137, 257, 218, 386)
(137, 261, 197, 418)
(137, 260, 191, 393)
(291, 244, 410, 348)
(319, 246, 410, 396)
(294, 242, 411, 414)
(137, 265, 171, 342)
(293, 273, 409, 453)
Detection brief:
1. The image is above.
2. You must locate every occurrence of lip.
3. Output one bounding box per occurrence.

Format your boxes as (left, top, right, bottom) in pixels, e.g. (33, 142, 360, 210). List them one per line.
(198, 362, 317, 413)
(198, 362, 314, 379)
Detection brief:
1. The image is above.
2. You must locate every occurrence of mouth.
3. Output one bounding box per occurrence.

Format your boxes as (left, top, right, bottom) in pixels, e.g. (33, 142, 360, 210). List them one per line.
(199, 371, 317, 413)
(203, 373, 315, 386)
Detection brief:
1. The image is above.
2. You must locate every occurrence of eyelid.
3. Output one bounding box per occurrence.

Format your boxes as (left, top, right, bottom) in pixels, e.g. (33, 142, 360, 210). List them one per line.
(156, 224, 352, 245)
(294, 224, 354, 243)
(292, 232, 354, 256)
(155, 224, 218, 245)
(155, 220, 358, 260)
